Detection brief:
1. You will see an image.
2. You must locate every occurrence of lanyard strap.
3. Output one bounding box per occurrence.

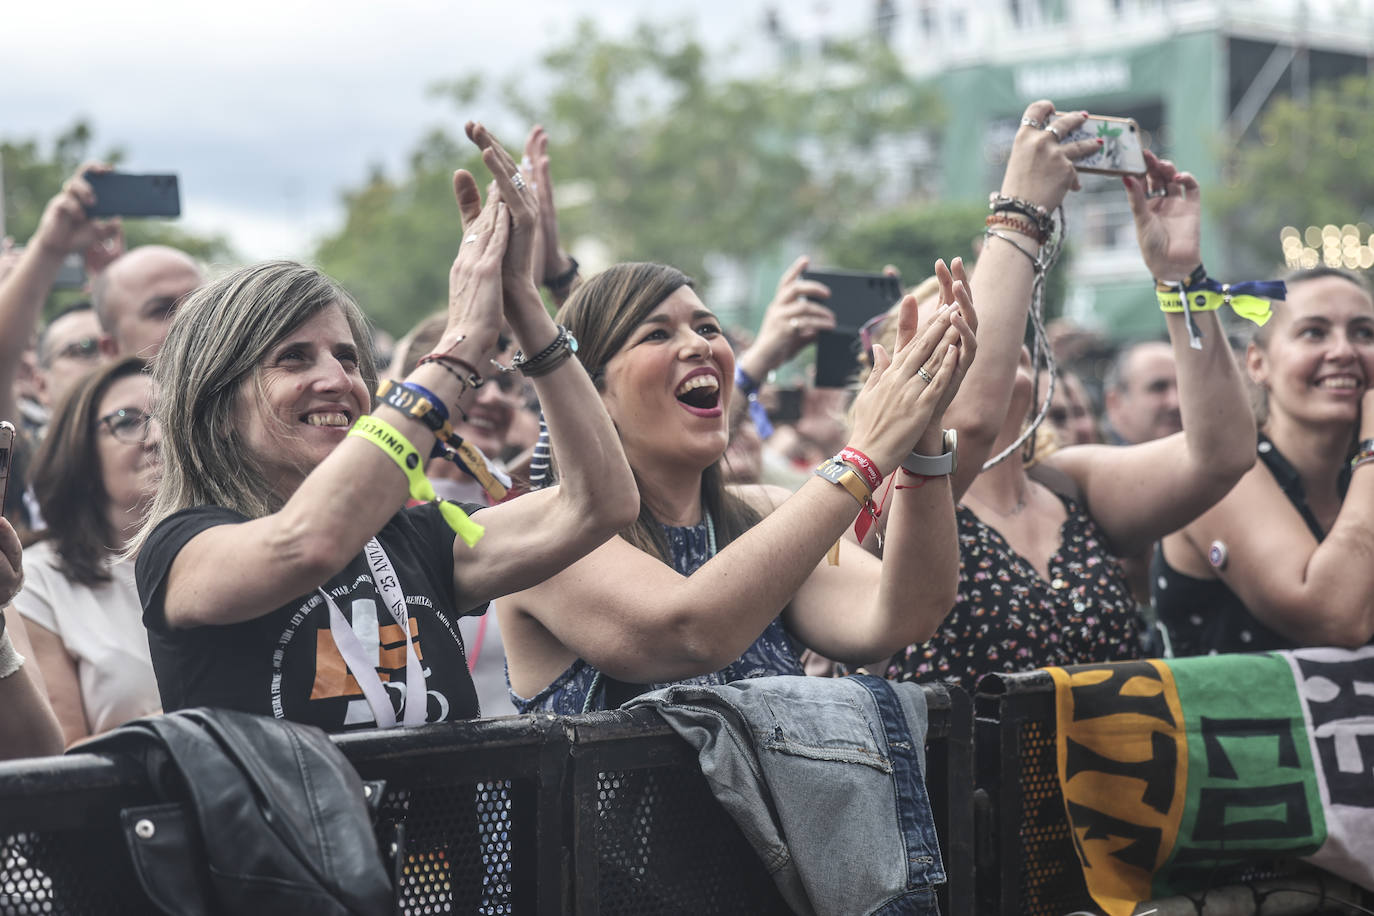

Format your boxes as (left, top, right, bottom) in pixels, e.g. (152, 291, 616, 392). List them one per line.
(317, 537, 427, 728)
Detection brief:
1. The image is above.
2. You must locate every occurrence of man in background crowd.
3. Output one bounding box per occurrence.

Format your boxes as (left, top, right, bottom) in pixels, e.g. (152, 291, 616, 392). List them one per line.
(1104, 340, 1181, 445)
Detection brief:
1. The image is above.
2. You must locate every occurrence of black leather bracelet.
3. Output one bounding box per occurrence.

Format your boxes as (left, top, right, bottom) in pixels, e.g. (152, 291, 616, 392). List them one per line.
(513, 326, 579, 378)
(543, 255, 579, 292)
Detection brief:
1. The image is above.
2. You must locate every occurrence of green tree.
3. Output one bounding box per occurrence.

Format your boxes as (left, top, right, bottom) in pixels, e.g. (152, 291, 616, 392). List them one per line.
(315, 130, 482, 334)
(316, 19, 946, 336)
(1212, 73, 1374, 276)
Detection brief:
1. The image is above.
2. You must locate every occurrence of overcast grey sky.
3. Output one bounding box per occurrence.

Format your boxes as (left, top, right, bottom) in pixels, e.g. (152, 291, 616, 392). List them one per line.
(3, 0, 862, 260)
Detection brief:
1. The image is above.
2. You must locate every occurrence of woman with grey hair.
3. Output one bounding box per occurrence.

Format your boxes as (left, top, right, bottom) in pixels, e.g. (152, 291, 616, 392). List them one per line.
(132, 125, 636, 731)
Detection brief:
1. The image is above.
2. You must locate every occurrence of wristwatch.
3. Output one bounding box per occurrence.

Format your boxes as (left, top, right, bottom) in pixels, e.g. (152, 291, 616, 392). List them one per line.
(813, 458, 872, 508)
(901, 429, 958, 477)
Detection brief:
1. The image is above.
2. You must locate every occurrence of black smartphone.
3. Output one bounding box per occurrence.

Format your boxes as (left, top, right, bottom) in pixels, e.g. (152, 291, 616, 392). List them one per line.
(802, 268, 901, 388)
(769, 386, 804, 424)
(0, 421, 15, 515)
(83, 172, 181, 218)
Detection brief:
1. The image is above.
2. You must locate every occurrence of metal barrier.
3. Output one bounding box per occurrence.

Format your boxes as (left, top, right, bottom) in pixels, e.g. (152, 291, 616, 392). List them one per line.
(972, 670, 1364, 916)
(0, 682, 967, 916)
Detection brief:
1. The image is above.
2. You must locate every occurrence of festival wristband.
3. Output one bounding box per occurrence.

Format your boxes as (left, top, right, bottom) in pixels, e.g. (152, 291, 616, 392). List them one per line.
(734, 366, 773, 440)
(1156, 277, 1284, 350)
(348, 415, 485, 547)
(837, 447, 883, 492)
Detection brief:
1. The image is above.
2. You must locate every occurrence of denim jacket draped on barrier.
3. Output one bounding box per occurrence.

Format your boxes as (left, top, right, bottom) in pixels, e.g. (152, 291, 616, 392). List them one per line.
(627, 674, 945, 916)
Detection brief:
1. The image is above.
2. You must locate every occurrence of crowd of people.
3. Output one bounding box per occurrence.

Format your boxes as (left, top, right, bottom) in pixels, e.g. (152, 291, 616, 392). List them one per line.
(1, 99, 1371, 771)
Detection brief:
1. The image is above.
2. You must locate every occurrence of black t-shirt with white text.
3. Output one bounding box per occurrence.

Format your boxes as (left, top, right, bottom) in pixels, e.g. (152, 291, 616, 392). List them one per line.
(136, 502, 485, 731)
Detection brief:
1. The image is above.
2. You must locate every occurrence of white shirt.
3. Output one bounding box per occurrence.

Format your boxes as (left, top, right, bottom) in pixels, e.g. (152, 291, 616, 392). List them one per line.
(14, 539, 161, 734)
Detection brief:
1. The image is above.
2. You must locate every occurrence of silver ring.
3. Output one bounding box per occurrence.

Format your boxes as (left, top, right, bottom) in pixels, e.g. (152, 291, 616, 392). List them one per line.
(1042, 124, 1063, 141)
(463, 235, 482, 245)
(1020, 117, 1044, 130)
(1146, 187, 1169, 199)
(511, 172, 527, 191)
(917, 367, 934, 384)
(789, 318, 800, 330)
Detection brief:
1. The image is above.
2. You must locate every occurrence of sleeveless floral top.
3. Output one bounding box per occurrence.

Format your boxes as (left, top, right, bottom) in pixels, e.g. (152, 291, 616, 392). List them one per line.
(884, 493, 1142, 696)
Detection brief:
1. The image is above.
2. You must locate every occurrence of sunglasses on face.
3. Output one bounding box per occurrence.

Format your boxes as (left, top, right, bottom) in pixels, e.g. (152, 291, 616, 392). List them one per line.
(98, 407, 157, 444)
(54, 337, 101, 362)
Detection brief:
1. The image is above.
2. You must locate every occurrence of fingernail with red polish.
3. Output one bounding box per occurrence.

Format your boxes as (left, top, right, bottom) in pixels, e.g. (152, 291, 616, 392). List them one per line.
(1096, 138, 1104, 145)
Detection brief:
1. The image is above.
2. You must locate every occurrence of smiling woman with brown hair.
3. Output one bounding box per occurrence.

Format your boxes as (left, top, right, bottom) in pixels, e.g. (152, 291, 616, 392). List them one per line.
(496, 256, 977, 714)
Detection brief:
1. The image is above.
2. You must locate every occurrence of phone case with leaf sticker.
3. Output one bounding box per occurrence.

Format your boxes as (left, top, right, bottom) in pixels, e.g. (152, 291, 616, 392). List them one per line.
(1061, 114, 1147, 176)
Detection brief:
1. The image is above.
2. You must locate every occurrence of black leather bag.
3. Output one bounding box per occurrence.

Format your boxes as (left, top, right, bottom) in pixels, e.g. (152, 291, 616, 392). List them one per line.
(79, 708, 394, 916)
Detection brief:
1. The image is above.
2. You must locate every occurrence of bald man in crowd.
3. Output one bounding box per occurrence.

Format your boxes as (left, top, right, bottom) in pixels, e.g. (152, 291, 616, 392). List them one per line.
(91, 245, 203, 358)
(1104, 340, 1181, 445)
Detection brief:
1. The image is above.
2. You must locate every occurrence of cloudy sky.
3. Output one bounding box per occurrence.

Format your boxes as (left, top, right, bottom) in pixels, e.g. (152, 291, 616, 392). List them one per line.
(2, 1, 863, 260)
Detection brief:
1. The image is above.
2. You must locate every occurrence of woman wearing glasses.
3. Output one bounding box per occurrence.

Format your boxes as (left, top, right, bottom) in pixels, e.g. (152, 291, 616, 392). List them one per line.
(15, 356, 162, 744)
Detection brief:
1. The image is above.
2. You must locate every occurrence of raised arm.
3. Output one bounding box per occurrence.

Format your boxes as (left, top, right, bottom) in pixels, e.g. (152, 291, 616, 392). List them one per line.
(1045, 152, 1255, 554)
(447, 123, 638, 602)
(0, 164, 120, 423)
(161, 183, 511, 628)
(0, 519, 63, 759)
(945, 103, 1099, 499)
(501, 301, 969, 686)
(786, 274, 977, 660)
(731, 255, 836, 417)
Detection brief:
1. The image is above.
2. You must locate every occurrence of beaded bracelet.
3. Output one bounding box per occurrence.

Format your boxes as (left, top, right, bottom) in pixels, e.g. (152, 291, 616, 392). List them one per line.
(989, 193, 1055, 237)
(985, 213, 1046, 244)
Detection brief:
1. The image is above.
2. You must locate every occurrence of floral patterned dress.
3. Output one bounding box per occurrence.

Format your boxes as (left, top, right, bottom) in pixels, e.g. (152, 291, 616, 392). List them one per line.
(884, 493, 1142, 695)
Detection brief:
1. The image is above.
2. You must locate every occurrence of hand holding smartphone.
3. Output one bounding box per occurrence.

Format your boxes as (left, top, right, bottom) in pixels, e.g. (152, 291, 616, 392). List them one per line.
(0, 421, 15, 515)
(800, 268, 902, 388)
(83, 172, 181, 218)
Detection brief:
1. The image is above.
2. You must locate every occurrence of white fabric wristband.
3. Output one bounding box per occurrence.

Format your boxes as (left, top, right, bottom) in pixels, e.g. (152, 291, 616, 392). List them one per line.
(0, 628, 24, 679)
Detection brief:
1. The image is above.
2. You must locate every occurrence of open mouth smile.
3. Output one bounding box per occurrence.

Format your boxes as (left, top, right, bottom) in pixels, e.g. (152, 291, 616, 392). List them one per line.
(675, 371, 722, 417)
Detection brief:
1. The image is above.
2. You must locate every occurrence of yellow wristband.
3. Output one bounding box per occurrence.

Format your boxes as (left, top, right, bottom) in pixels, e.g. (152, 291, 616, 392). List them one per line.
(348, 415, 485, 547)
(1156, 289, 1223, 313)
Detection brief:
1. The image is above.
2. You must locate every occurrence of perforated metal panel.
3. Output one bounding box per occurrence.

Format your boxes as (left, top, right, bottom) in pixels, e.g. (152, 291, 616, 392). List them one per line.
(1, 826, 147, 915)
(1013, 718, 1091, 916)
(589, 765, 789, 916)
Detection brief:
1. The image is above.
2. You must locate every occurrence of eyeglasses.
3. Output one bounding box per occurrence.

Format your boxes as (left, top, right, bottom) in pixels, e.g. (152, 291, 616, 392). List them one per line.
(99, 408, 158, 444)
(54, 337, 101, 362)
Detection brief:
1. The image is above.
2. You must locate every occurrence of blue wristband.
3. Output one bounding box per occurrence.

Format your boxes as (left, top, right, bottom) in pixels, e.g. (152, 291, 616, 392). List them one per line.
(734, 366, 774, 439)
(399, 381, 450, 423)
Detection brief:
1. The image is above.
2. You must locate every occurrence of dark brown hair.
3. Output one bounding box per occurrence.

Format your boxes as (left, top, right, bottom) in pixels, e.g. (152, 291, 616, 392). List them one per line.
(32, 356, 148, 585)
(555, 262, 761, 561)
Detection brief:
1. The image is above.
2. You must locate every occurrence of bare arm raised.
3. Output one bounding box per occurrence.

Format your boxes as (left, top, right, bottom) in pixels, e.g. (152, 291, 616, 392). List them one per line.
(946, 103, 1099, 499)
(1045, 152, 1255, 555)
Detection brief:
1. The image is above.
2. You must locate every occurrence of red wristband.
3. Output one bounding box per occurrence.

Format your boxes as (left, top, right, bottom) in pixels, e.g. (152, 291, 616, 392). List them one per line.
(837, 446, 883, 492)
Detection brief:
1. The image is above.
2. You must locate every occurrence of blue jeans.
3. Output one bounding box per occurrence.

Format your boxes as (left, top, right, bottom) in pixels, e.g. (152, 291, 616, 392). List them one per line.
(629, 674, 944, 916)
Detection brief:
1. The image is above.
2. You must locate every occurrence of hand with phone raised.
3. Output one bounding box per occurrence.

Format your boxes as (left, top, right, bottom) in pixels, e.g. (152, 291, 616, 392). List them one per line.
(1122, 149, 1202, 284)
(998, 101, 1102, 211)
(32, 162, 122, 261)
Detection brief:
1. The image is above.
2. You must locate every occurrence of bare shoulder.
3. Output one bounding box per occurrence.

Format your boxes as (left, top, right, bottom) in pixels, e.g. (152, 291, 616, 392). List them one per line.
(727, 483, 793, 517)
